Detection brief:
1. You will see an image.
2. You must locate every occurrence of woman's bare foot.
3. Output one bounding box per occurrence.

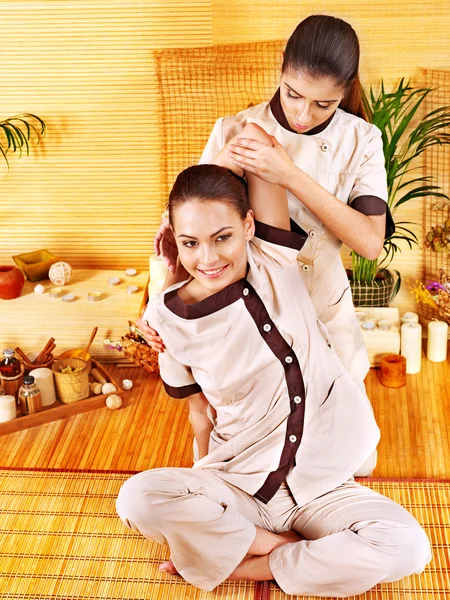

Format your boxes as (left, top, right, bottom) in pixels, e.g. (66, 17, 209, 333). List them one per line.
(159, 560, 178, 574)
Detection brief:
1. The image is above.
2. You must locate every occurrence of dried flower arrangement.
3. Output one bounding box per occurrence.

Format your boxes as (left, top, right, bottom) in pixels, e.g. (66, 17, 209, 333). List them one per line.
(104, 321, 159, 373)
(410, 269, 450, 324)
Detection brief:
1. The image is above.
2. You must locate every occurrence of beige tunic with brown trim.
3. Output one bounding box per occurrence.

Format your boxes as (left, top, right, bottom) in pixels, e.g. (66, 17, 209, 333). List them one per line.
(143, 225, 380, 508)
(199, 95, 390, 384)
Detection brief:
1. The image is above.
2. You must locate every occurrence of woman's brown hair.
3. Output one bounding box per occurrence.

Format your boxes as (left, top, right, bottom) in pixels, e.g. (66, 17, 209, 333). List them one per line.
(168, 164, 249, 226)
(282, 15, 367, 120)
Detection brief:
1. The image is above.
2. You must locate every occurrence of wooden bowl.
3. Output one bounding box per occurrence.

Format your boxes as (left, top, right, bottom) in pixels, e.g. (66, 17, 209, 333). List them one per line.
(23, 351, 55, 373)
(58, 349, 92, 374)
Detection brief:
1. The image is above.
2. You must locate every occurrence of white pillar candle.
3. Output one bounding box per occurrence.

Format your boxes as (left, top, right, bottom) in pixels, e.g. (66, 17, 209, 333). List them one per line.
(0, 395, 16, 422)
(427, 320, 449, 363)
(401, 322, 422, 374)
(28, 367, 56, 407)
(150, 255, 168, 282)
(401, 312, 419, 325)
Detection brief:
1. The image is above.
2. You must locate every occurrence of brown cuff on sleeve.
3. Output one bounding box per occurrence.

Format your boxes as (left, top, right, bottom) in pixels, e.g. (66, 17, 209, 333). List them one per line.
(254, 219, 308, 250)
(163, 381, 202, 399)
(350, 195, 395, 239)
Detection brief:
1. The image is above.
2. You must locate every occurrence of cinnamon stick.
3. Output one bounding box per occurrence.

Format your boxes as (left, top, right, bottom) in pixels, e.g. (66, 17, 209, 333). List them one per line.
(33, 337, 55, 365)
(40, 343, 56, 364)
(15, 346, 29, 363)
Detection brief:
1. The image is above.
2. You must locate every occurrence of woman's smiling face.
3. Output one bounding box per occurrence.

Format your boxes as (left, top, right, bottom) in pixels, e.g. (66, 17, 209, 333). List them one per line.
(279, 69, 345, 133)
(172, 198, 254, 295)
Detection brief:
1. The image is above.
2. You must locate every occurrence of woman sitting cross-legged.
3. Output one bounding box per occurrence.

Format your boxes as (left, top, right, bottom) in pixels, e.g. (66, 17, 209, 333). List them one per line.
(116, 127, 430, 597)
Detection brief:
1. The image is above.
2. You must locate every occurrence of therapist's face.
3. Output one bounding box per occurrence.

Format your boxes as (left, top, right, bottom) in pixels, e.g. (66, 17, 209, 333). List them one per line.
(172, 199, 254, 296)
(279, 68, 345, 133)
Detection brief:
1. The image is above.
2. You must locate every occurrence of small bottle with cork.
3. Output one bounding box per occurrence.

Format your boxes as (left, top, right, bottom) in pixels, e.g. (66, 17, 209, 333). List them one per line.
(18, 375, 43, 416)
(0, 348, 23, 403)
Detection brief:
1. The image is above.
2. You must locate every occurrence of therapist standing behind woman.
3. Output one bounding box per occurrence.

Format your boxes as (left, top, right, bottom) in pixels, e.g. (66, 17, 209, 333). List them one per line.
(143, 14, 393, 389)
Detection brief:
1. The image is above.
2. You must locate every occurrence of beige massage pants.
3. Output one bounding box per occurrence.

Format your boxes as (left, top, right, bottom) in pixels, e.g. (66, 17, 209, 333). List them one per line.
(116, 468, 431, 597)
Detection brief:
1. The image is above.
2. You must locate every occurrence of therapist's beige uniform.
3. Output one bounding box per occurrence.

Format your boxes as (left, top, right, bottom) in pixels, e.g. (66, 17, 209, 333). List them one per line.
(117, 226, 430, 596)
(200, 92, 392, 385)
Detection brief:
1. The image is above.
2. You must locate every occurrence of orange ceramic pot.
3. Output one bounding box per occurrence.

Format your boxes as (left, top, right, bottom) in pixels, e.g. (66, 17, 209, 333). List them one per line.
(0, 266, 25, 300)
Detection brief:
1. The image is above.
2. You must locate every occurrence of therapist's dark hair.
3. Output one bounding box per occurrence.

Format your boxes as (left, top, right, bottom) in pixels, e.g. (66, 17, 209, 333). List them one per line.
(282, 14, 366, 120)
(168, 164, 250, 227)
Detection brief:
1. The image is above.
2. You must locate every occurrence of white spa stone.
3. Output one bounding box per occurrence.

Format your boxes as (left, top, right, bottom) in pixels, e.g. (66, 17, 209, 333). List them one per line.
(34, 284, 45, 295)
(122, 379, 133, 390)
(105, 394, 122, 410)
(102, 382, 117, 394)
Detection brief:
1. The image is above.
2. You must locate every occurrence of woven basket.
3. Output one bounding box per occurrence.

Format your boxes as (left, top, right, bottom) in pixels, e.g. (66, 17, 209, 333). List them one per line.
(122, 340, 159, 373)
(349, 269, 398, 308)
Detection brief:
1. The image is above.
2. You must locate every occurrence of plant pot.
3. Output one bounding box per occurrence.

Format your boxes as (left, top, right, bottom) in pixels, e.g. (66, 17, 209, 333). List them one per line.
(347, 269, 399, 307)
(0, 266, 25, 300)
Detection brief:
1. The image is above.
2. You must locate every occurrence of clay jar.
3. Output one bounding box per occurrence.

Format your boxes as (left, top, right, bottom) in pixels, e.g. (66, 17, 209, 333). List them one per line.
(0, 266, 25, 300)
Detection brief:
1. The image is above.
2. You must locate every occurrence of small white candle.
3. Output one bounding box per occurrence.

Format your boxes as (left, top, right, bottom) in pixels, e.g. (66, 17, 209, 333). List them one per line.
(401, 312, 419, 325)
(401, 322, 422, 374)
(150, 255, 168, 283)
(29, 368, 56, 407)
(355, 311, 367, 323)
(427, 320, 448, 363)
(0, 395, 16, 422)
(361, 320, 376, 331)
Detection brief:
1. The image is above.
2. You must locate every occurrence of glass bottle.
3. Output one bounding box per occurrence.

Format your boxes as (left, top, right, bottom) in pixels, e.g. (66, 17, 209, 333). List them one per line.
(18, 375, 43, 415)
(0, 349, 21, 378)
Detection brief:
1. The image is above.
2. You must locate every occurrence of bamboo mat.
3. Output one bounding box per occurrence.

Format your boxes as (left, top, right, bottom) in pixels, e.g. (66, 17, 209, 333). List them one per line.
(0, 472, 448, 600)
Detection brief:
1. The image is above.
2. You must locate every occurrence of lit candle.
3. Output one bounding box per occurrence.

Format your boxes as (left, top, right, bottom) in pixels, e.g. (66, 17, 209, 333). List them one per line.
(0, 395, 16, 422)
(427, 320, 448, 363)
(28, 367, 56, 407)
(401, 322, 422, 374)
(401, 312, 419, 325)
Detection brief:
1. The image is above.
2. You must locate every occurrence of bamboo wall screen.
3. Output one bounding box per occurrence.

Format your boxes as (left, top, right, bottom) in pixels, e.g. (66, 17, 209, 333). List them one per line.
(154, 40, 284, 204)
(422, 68, 450, 320)
(0, 0, 212, 270)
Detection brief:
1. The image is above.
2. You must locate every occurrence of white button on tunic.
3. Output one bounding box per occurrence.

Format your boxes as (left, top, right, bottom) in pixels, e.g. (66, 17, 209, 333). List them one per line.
(293, 396, 302, 404)
(289, 435, 297, 443)
(243, 288, 249, 296)
(263, 324, 271, 332)
(285, 356, 293, 364)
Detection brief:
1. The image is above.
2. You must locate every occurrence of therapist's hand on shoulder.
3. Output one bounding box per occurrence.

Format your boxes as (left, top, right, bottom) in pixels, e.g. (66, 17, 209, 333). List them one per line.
(136, 316, 166, 353)
(154, 218, 178, 274)
(227, 135, 295, 187)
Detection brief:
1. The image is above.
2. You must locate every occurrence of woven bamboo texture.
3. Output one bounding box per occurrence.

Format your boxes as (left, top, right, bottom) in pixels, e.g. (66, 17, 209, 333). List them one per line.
(0, 471, 448, 600)
(422, 69, 450, 322)
(154, 40, 284, 209)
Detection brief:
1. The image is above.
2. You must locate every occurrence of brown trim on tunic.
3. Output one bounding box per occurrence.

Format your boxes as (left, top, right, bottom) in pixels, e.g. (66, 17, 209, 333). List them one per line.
(254, 219, 308, 250)
(241, 281, 306, 503)
(162, 380, 202, 399)
(269, 88, 336, 136)
(350, 195, 395, 239)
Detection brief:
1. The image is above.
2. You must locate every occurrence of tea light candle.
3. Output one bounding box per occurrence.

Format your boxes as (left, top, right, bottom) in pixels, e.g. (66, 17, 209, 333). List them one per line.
(62, 293, 75, 303)
(126, 285, 139, 294)
(377, 320, 392, 332)
(108, 276, 121, 286)
(401, 322, 422, 374)
(401, 312, 419, 325)
(49, 287, 62, 299)
(427, 320, 448, 362)
(355, 311, 367, 323)
(361, 320, 376, 331)
(125, 268, 137, 277)
(87, 291, 102, 302)
(0, 395, 16, 422)
(28, 367, 56, 407)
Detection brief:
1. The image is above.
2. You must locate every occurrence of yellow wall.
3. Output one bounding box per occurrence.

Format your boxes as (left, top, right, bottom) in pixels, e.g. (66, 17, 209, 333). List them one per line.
(1, 0, 449, 311)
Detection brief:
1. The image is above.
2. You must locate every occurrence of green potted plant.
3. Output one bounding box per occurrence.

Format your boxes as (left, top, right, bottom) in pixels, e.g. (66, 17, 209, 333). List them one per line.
(349, 79, 450, 307)
(0, 113, 46, 297)
(0, 113, 45, 168)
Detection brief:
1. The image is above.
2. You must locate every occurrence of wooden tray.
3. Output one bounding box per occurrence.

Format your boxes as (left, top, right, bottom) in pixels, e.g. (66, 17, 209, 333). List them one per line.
(0, 359, 125, 436)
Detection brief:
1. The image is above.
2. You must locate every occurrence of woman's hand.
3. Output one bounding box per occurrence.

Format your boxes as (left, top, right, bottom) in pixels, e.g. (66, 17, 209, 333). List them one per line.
(227, 135, 296, 186)
(154, 218, 178, 275)
(136, 316, 166, 353)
